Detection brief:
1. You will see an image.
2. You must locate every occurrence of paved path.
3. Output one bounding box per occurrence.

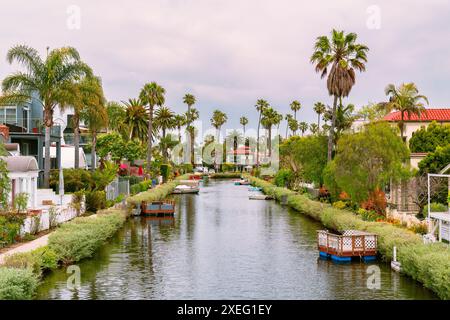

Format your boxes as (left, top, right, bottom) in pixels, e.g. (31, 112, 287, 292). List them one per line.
(0, 234, 50, 265)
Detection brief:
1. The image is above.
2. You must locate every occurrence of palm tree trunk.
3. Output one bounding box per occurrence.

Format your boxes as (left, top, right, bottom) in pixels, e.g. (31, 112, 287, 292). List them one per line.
(44, 125, 51, 188)
(74, 116, 80, 169)
(317, 114, 321, 134)
(162, 127, 167, 162)
(285, 122, 289, 139)
(268, 127, 272, 158)
(327, 96, 338, 162)
(190, 128, 195, 166)
(91, 131, 97, 171)
(256, 111, 261, 169)
(146, 105, 154, 172)
(400, 111, 405, 143)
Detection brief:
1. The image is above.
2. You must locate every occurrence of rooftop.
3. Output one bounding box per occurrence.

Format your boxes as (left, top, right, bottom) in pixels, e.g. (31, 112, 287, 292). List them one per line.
(383, 108, 450, 122)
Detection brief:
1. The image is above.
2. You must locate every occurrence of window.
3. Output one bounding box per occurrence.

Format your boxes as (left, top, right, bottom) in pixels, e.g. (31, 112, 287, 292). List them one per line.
(22, 108, 29, 130)
(0, 107, 17, 125)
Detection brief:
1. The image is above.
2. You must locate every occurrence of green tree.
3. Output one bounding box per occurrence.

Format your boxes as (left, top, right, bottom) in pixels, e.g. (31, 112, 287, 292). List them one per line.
(311, 30, 369, 161)
(173, 114, 186, 143)
(285, 114, 293, 138)
(186, 107, 199, 165)
(106, 101, 127, 136)
(240, 116, 248, 137)
(313, 102, 326, 133)
(288, 118, 298, 136)
(409, 122, 450, 153)
(332, 122, 409, 203)
(309, 123, 319, 135)
(255, 99, 269, 167)
(210, 110, 227, 169)
(418, 145, 450, 174)
(139, 82, 165, 172)
(298, 121, 308, 136)
(261, 107, 281, 157)
(380, 82, 428, 142)
(183, 93, 196, 165)
(1, 45, 93, 187)
(123, 98, 148, 141)
(290, 100, 301, 120)
(154, 106, 175, 161)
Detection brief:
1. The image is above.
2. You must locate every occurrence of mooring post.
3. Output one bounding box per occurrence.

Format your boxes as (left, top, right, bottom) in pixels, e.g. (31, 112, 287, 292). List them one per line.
(393, 246, 397, 262)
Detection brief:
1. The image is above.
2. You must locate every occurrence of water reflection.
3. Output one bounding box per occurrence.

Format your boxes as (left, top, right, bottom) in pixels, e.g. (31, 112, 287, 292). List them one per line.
(36, 180, 437, 300)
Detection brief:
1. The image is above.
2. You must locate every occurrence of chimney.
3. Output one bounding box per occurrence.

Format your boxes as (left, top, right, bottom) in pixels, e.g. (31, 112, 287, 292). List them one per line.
(0, 125, 10, 142)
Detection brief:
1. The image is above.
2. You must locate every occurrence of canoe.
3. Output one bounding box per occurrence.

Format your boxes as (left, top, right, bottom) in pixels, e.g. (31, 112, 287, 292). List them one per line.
(234, 180, 250, 185)
(172, 185, 200, 194)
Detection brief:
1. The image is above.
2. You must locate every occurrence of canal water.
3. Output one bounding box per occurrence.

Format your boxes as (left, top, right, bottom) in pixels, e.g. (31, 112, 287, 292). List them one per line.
(36, 179, 436, 299)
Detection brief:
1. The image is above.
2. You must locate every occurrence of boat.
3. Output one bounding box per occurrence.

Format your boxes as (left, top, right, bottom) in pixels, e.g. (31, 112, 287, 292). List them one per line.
(172, 184, 200, 194)
(317, 230, 378, 262)
(234, 179, 250, 185)
(140, 200, 175, 217)
(249, 194, 273, 200)
(248, 186, 262, 192)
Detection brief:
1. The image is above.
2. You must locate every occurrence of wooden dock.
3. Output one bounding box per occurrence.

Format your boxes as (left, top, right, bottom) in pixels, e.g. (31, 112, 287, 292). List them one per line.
(141, 200, 175, 217)
(317, 230, 378, 262)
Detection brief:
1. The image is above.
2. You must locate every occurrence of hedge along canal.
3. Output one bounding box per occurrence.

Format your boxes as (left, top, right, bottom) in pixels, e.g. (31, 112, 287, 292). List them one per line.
(0, 174, 190, 300)
(35, 178, 435, 299)
(246, 175, 450, 300)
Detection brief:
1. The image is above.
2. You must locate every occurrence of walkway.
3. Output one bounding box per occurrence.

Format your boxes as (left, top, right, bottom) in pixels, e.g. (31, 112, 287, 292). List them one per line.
(0, 234, 50, 265)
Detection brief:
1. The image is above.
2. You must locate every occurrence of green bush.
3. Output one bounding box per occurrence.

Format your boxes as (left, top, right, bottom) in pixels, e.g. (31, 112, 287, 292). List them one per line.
(2, 246, 58, 275)
(0, 216, 22, 248)
(139, 179, 153, 192)
(332, 201, 347, 210)
(160, 164, 171, 182)
(209, 172, 241, 179)
(221, 163, 236, 172)
(48, 209, 126, 264)
(130, 184, 142, 195)
(0, 267, 39, 300)
(274, 169, 293, 188)
(422, 202, 448, 217)
(50, 169, 93, 193)
(180, 163, 193, 174)
(85, 190, 107, 212)
(357, 208, 383, 222)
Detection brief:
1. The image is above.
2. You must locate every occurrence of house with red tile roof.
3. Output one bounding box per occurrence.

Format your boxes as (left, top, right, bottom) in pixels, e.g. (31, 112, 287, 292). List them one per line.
(383, 108, 450, 145)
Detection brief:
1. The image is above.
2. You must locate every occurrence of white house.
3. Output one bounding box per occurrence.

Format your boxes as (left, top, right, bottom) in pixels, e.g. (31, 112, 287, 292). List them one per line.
(0, 156, 39, 208)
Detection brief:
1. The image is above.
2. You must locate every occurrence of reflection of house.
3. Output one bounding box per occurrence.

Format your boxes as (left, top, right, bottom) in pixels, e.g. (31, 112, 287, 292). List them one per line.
(383, 108, 450, 144)
(0, 156, 39, 209)
(0, 94, 62, 186)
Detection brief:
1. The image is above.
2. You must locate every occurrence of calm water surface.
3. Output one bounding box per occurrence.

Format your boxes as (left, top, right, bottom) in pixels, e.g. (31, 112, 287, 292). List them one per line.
(36, 180, 436, 299)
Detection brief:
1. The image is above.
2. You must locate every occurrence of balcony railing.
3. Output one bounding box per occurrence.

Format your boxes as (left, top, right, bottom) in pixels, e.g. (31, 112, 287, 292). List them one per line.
(3, 118, 61, 137)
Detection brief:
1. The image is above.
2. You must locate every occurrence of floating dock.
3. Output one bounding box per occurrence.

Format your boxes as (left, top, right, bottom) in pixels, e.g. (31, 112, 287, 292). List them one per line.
(317, 230, 378, 262)
(141, 200, 175, 217)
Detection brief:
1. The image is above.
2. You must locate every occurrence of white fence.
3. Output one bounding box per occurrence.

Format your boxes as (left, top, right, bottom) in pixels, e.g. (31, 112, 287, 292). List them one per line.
(106, 178, 130, 201)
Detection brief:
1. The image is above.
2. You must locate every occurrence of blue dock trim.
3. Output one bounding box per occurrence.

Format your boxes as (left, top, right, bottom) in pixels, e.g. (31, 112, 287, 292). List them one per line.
(362, 256, 377, 262)
(319, 251, 329, 258)
(330, 255, 351, 262)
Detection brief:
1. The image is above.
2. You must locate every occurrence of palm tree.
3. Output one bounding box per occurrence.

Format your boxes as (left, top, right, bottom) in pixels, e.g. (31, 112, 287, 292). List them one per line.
(285, 114, 293, 138)
(139, 82, 165, 172)
(309, 123, 319, 135)
(313, 102, 326, 134)
(311, 29, 369, 161)
(261, 107, 281, 157)
(1, 45, 93, 187)
(154, 106, 175, 161)
(380, 82, 428, 142)
(183, 93, 196, 165)
(226, 130, 244, 165)
(288, 118, 299, 137)
(240, 116, 248, 137)
(67, 76, 104, 169)
(290, 100, 301, 120)
(123, 98, 148, 141)
(173, 114, 186, 143)
(299, 121, 308, 136)
(80, 83, 108, 171)
(255, 99, 269, 168)
(186, 107, 199, 165)
(210, 110, 227, 169)
(106, 101, 127, 136)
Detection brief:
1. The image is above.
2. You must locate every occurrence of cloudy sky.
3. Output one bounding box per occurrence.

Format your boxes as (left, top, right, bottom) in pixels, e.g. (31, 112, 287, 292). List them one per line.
(1, 0, 449, 135)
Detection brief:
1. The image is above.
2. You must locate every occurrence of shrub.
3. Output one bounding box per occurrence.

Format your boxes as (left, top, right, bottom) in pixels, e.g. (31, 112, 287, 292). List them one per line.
(48, 209, 126, 264)
(85, 190, 107, 212)
(0, 216, 22, 248)
(361, 188, 387, 216)
(180, 163, 193, 174)
(50, 169, 93, 193)
(357, 208, 383, 222)
(221, 163, 236, 172)
(422, 202, 448, 217)
(209, 172, 241, 179)
(332, 201, 347, 210)
(2, 247, 58, 275)
(160, 164, 171, 182)
(139, 179, 153, 192)
(274, 169, 293, 188)
(0, 267, 39, 300)
(130, 184, 142, 195)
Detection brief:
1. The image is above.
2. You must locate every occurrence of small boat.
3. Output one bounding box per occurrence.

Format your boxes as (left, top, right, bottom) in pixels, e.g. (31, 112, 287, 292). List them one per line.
(249, 194, 273, 200)
(234, 179, 250, 185)
(141, 200, 175, 216)
(172, 184, 200, 194)
(248, 186, 262, 192)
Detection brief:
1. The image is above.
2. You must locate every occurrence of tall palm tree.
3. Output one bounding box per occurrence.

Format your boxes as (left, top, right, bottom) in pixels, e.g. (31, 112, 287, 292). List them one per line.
(311, 29, 369, 161)
(183, 93, 196, 165)
(210, 110, 227, 169)
(186, 107, 199, 165)
(81, 83, 108, 171)
(255, 99, 269, 168)
(290, 100, 301, 120)
(139, 82, 165, 172)
(123, 98, 148, 141)
(299, 121, 308, 136)
(66, 76, 104, 169)
(239, 116, 248, 137)
(309, 123, 319, 135)
(380, 82, 428, 142)
(285, 114, 293, 138)
(154, 106, 175, 161)
(1, 45, 93, 187)
(261, 107, 281, 157)
(313, 102, 326, 134)
(173, 114, 186, 143)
